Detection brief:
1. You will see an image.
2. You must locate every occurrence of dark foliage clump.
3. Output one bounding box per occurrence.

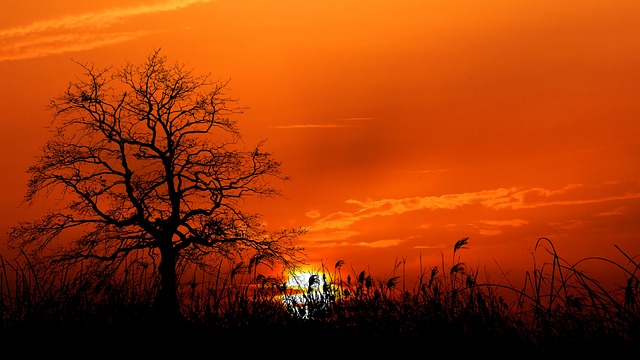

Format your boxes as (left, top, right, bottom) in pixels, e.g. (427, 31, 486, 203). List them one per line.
(1, 237, 639, 356)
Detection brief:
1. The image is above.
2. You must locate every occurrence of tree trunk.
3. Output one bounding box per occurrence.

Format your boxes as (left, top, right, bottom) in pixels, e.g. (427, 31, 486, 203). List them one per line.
(156, 244, 180, 323)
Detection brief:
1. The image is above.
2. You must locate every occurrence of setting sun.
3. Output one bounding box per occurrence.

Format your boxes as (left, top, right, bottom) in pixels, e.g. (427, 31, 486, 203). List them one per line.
(285, 270, 327, 290)
(280, 270, 334, 318)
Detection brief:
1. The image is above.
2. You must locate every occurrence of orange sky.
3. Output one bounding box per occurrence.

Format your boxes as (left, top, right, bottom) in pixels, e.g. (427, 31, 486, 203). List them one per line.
(1, 0, 640, 287)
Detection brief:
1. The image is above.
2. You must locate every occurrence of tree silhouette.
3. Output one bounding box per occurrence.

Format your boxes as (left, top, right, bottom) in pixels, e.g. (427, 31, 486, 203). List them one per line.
(8, 49, 305, 322)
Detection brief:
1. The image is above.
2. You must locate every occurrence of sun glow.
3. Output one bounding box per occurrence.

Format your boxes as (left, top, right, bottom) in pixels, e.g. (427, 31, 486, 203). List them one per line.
(280, 270, 335, 319)
(285, 270, 327, 290)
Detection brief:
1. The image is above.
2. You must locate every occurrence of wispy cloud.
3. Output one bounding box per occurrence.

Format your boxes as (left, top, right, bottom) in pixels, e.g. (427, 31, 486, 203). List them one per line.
(300, 230, 408, 249)
(339, 117, 374, 121)
(414, 244, 447, 250)
(305, 209, 322, 219)
(301, 230, 361, 243)
(271, 117, 373, 129)
(473, 219, 528, 227)
(470, 219, 529, 236)
(352, 238, 405, 248)
(300, 181, 640, 251)
(271, 124, 351, 129)
(410, 169, 450, 174)
(306, 180, 640, 233)
(485, 183, 640, 210)
(0, 0, 214, 61)
(594, 206, 630, 217)
(308, 188, 517, 232)
(1, 32, 151, 62)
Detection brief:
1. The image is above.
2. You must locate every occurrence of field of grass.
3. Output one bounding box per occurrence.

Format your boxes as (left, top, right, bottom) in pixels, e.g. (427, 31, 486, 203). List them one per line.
(1, 237, 638, 356)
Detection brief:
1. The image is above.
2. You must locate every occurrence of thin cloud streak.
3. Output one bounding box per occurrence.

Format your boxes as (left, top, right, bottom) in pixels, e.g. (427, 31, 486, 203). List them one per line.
(412, 169, 450, 174)
(486, 184, 640, 210)
(471, 219, 529, 237)
(0, 0, 213, 37)
(308, 187, 515, 232)
(0, 0, 214, 61)
(1, 32, 151, 62)
(473, 219, 528, 227)
(352, 238, 404, 248)
(273, 117, 372, 129)
(339, 117, 374, 121)
(271, 124, 353, 129)
(307, 181, 640, 232)
(594, 207, 629, 217)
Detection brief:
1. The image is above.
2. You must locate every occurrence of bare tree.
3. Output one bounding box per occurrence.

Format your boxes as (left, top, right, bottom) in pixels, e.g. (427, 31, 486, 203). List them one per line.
(8, 49, 305, 322)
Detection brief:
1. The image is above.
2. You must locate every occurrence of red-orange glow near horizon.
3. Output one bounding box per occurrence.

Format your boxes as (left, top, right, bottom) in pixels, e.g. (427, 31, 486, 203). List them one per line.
(1, 0, 640, 288)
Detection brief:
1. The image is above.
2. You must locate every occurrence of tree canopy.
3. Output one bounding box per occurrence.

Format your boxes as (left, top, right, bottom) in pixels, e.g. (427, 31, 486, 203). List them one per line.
(8, 49, 306, 320)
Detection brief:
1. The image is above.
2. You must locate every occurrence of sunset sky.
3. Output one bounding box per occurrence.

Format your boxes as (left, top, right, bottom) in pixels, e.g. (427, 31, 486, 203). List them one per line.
(1, 0, 639, 286)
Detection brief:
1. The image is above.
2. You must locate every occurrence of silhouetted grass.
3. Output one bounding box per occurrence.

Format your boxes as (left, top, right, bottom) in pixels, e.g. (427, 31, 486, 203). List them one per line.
(1, 237, 638, 355)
